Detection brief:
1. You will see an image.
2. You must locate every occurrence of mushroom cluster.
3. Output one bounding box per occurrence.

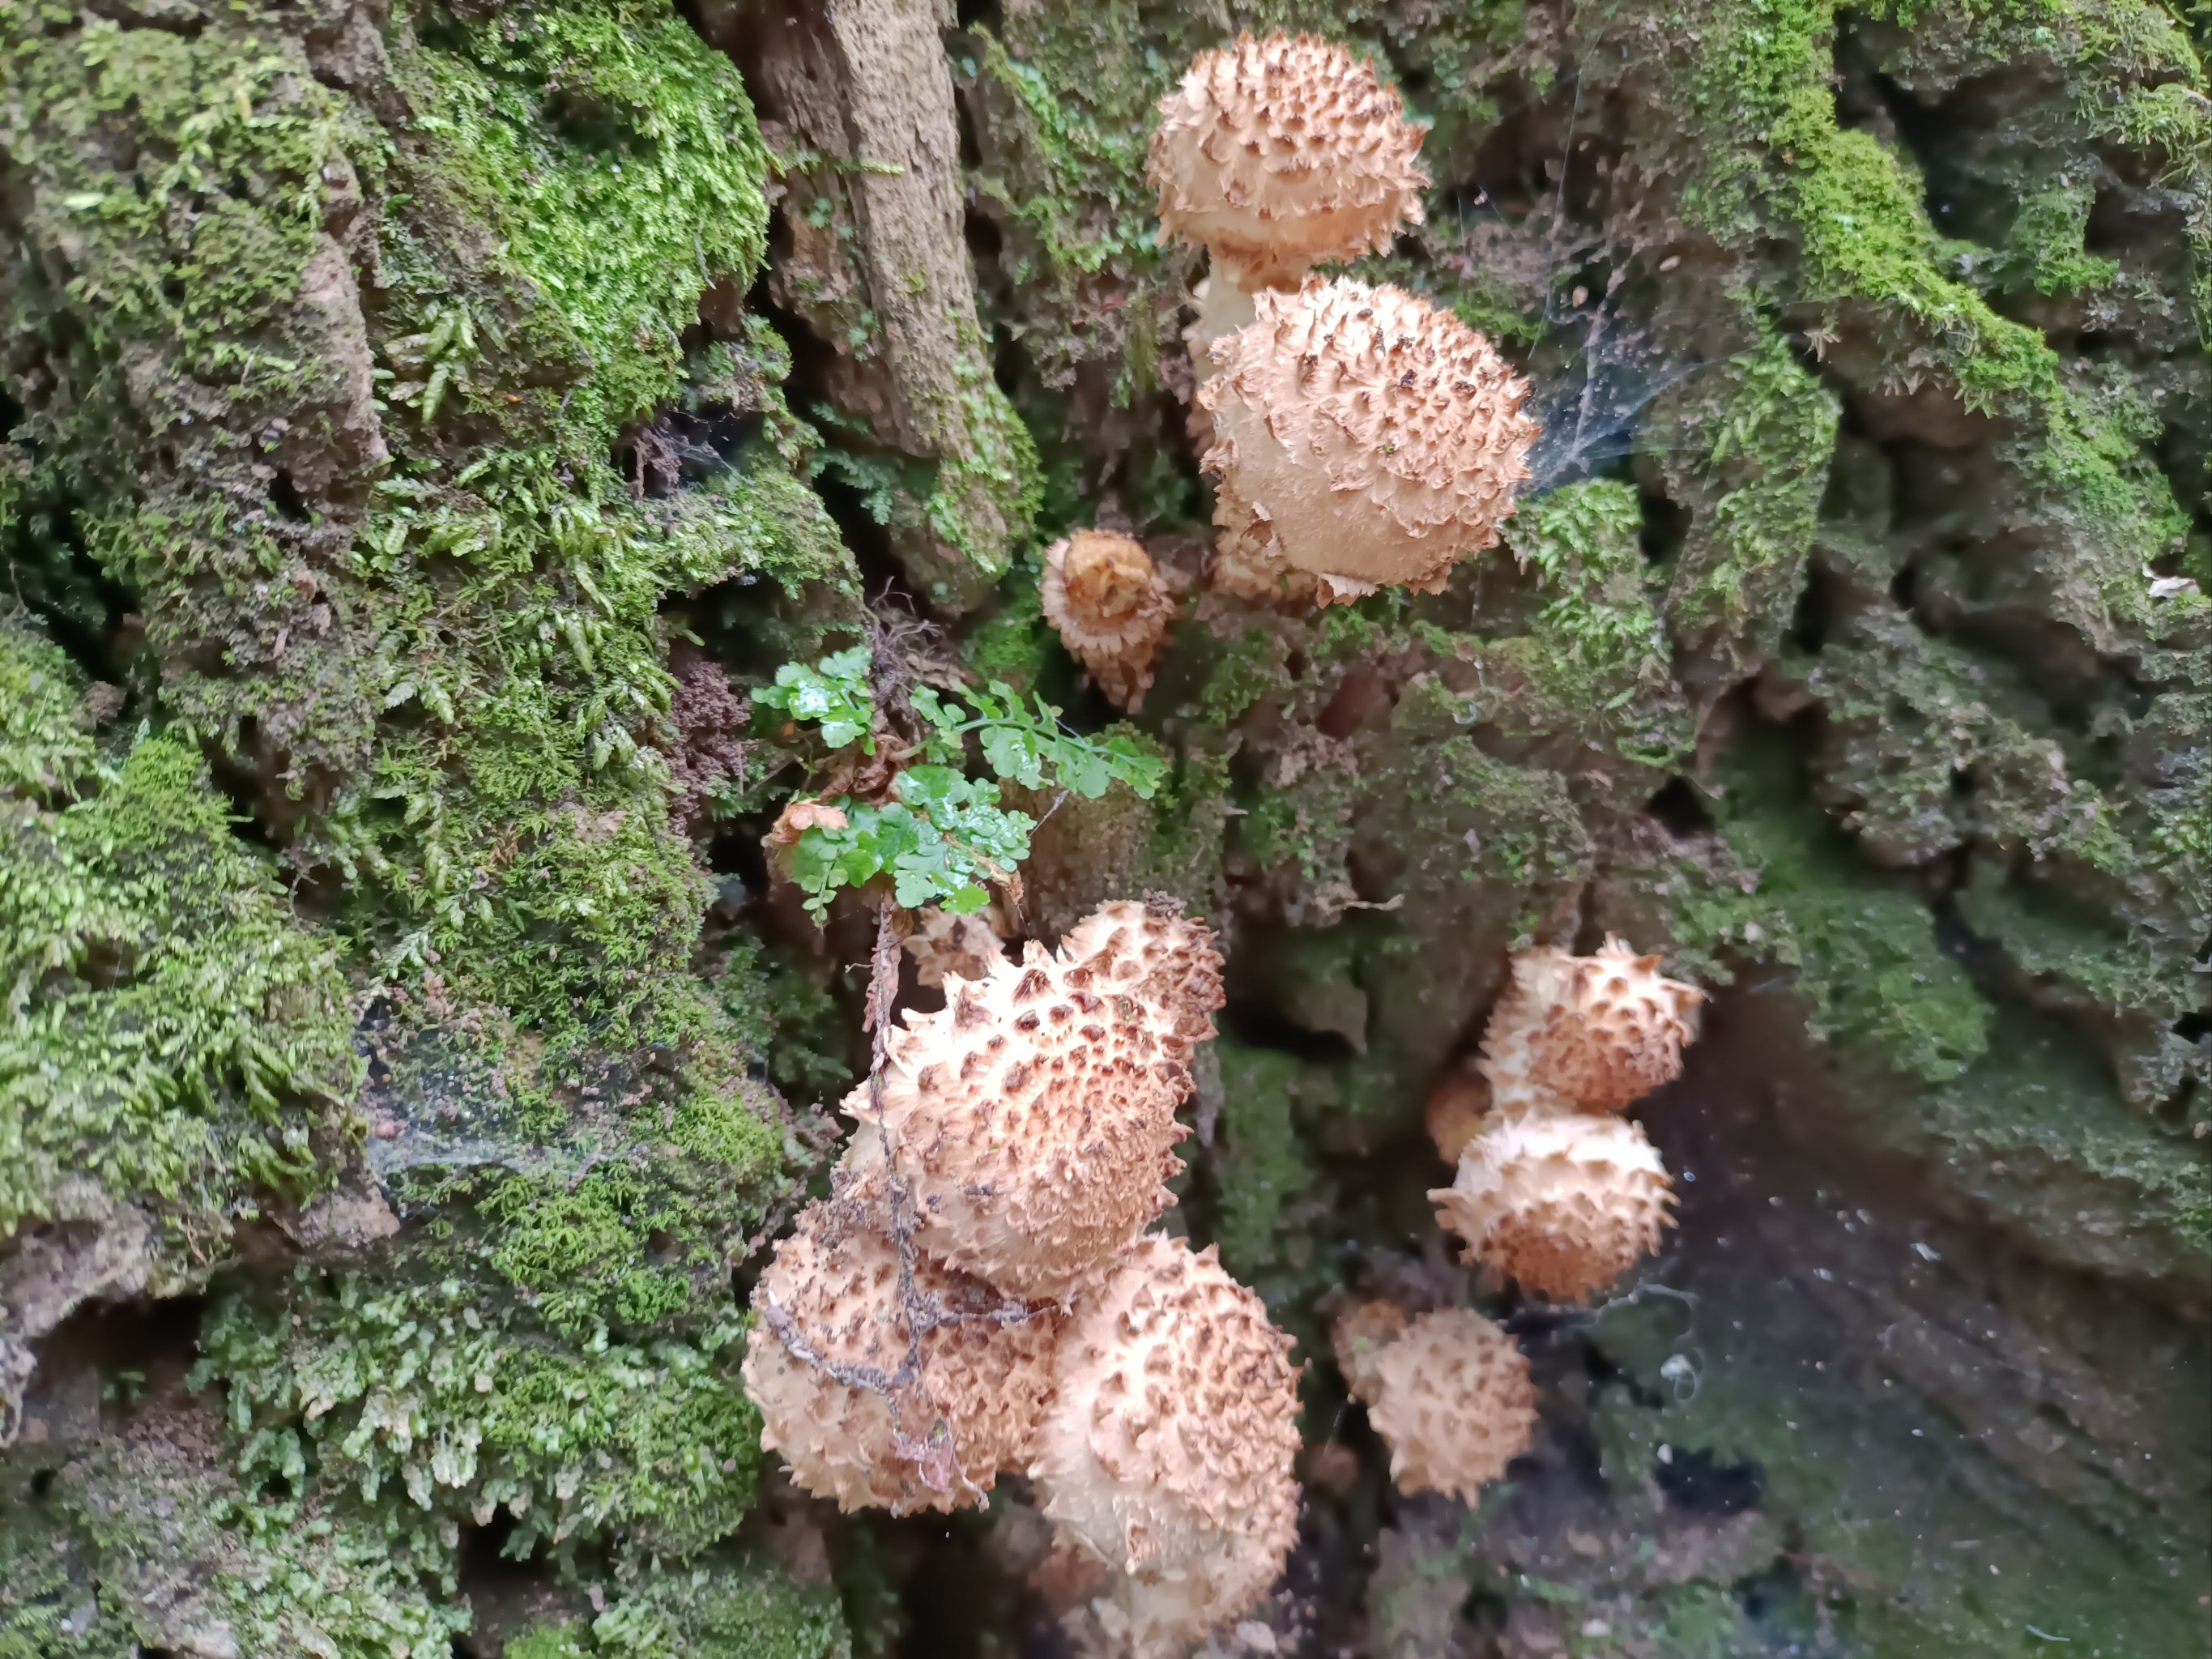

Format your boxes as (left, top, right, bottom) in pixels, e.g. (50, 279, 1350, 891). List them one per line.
(1149, 32, 1428, 369)
(1428, 936, 1704, 1303)
(743, 899, 1304, 1653)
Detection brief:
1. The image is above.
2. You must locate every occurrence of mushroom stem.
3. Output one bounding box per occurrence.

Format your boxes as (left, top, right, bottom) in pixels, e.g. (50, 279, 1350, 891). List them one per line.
(1189, 266, 1261, 357)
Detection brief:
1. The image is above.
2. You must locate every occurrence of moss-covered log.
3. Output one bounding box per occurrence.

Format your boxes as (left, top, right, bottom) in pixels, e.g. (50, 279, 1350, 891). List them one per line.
(3, 0, 2206, 1654)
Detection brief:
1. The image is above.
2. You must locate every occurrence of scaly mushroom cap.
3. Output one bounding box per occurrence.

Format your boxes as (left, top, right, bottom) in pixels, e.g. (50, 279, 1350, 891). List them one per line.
(903, 902, 1012, 989)
(1054, 897, 1226, 1063)
(846, 904, 1224, 1302)
(1362, 1308, 1537, 1502)
(1030, 1235, 1303, 1651)
(1042, 531, 1178, 713)
(1478, 936, 1705, 1113)
(1328, 1297, 1410, 1402)
(1149, 32, 1428, 288)
(1199, 278, 1539, 605)
(1429, 1111, 1675, 1303)
(741, 1194, 1062, 1513)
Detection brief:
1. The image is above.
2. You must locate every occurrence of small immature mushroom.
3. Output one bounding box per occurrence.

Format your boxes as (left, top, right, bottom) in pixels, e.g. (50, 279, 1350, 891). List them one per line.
(1041, 530, 1177, 712)
(1429, 1111, 1675, 1303)
(849, 902, 1225, 1302)
(1424, 1067, 1493, 1164)
(1478, 935, 1705, 1114)
(1200, 278, 1539, 605)
(1030, 1235, 1303, 1653)
(1328, 1296, 1410, 1402)
(1149, 32, 1428, 327)
(742, 1192, 1063, 1513)
(902, 900, 1013, 989)
(1345, 1307, 1537, 1502)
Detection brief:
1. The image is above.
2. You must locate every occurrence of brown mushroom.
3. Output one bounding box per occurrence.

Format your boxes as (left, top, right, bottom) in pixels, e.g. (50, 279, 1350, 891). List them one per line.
(1199, 277, 1539, 605)
(1479, 935, 1706, 1114)
(741, 1192, 1063, 1513)
(1040, 530, 1177, 712)
(1029, 1235, 1303, 1653)
(1334, 1304, 1538, 1501)
(845, 903, 1225, 1303)
(1429, 1110, 1676, 1303)
(1150, 32, 1427, 309)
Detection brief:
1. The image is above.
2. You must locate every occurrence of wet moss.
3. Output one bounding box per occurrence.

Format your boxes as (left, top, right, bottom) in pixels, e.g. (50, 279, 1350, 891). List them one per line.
(48, 1403, 467, 1659)
(2, 2, 390, 770)
(1674, 744, 1993, 1085)
(0, 614, 359, 1263)
(1487, 480, 1696, 784)
(1208, 1040, 1321, 1282)
(194, 1268, 765, 1563)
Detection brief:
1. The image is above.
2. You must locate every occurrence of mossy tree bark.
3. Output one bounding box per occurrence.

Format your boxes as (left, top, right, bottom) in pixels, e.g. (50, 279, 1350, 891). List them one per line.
(2, 0, 2208, 1655)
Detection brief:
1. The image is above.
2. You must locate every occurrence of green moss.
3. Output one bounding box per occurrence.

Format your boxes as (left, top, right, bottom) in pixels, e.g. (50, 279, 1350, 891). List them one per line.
(1648, 318, 1841, 678)
(1676, 740, 1991, 1083)
(714, 936, 859, 1104)
(1593, 1246, 2210, 1659)
(961, 559, 1053, 695)
(508, 1631, 595, 1659)
(0, 1482, 117, 1659)
(1988, 179, 2121, 296)
(396, 1, 768, 450)
(59, 1406, 468, 1659)
(1010, 724, 1225, 932)
(587, 1558, 849, 1659)
(1208, 1041, 1319, 1280)
(1796, 604, 2134, 872)
(1, 619, 360, 1251)
(225, 0, 852, 1252)
(1652, 0, 2197, 645)
(0, 612, 98, 797)
(1487, 480, 1695, 778)
(1917, 1019, 2212, 1269)
(194, 1268, 766, 1562)
(2, 2, 390, 767)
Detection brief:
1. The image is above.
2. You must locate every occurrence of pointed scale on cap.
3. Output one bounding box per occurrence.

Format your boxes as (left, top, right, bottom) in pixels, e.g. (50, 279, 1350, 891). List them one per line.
(1029, 1235, 1303, 1651)
(741, 1190, 1063, 1514)
(1479, 935, 1705, 1114)
(1429, 1111, 1676, 1303)
(1199, 277, 1538, 606)
(846, 900, 1225, 1303)
(1149, 32, 1428, 289)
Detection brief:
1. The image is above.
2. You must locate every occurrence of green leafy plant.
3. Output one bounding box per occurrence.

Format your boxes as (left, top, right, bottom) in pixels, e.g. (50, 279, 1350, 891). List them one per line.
(752, 645, 876, 750)
(757, 648, 1165, 918)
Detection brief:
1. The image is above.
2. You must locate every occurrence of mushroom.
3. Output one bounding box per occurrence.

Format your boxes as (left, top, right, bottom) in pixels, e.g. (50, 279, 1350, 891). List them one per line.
(1424, 1066, 1493, 1164)
(1199, 277, 1539, 605)
(1054, 895, 1225, 1060)
(741, 1190, 1063, 1513)
(1429, 1110, 1676, 1303)
(902, 899, 1014, 988)
(1328, 1296, 1412, 1402)
(1040, 530, 1177, 712)
(1478, 935, 1705, 1114)
(1029, 1235, 1303, 1653)
(1149, 32, 1428, 369)
(1335, 1305, 1537, 1501)
(846, 902, 1225, 1302)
